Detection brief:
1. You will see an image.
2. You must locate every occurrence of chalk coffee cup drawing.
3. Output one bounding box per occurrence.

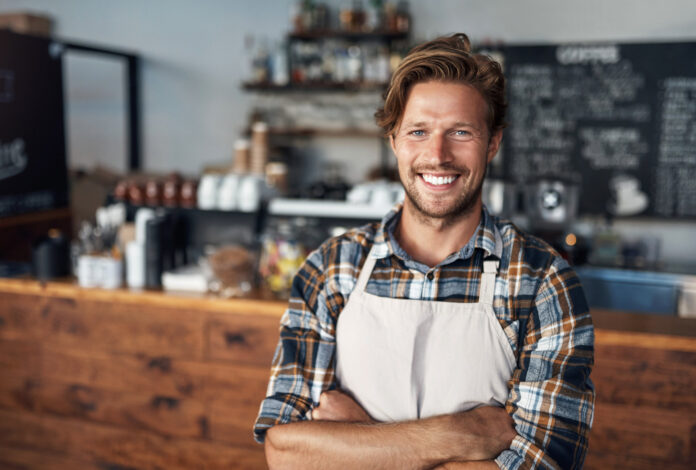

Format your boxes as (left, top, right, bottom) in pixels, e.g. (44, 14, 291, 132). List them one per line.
(609, 174, 648, 216)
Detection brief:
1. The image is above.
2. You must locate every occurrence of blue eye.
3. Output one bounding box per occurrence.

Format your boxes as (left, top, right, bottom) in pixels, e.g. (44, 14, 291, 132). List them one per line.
(453, 130, 474, 140)
(410, 130, 425, 136)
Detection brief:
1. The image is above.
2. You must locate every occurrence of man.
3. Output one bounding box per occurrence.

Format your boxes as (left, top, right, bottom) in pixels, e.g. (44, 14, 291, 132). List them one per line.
(254, 33, 595, 469)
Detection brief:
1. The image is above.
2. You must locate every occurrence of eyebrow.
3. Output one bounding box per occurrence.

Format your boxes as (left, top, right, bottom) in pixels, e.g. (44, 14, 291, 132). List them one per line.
(453, 121, 480, 129)
(401, 121, 480, 128)
(400, 121, 428, 128)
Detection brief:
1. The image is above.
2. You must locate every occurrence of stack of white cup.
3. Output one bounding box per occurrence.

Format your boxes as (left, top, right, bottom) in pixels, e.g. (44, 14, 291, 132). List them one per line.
(197, 173, 266, 212)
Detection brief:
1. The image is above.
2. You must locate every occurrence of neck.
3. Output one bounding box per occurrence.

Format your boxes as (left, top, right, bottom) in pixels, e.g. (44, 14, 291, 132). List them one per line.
(395, 198, 483, 268)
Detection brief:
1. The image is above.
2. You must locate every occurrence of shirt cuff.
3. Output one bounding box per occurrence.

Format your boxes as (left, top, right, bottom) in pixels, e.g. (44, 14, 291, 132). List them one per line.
(253, 393, 313, 443)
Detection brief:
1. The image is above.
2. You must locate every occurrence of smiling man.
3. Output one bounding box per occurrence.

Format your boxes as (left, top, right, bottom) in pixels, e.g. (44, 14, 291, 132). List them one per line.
(254, 34, 595, 470)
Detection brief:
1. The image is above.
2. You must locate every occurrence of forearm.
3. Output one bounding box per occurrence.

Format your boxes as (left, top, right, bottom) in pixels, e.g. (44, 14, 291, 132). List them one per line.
(265, 408, 512, 470)
(266, 418, 457, 470)
(434, 460, 499, 469)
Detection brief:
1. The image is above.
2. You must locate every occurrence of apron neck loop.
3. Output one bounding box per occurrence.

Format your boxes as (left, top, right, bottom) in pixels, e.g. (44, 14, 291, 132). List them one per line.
(355, 247, 380, 291)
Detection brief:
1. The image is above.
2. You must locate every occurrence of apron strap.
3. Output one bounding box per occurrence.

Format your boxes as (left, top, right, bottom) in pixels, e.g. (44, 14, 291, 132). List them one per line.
(355, 246, 380, 291)
(480, 226, 503, 305)
(480, 260, 499, 305)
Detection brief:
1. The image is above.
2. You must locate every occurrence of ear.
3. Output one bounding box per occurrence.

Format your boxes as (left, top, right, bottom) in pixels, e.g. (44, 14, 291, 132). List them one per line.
(389, 134, 396, 155)
(486, 129, 503, 164)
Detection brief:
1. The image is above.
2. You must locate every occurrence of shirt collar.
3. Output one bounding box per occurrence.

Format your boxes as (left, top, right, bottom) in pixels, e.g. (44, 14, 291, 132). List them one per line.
(371, 202, 401, 259)
(474, 205, 498, 259)
(371, 203, 498, 263)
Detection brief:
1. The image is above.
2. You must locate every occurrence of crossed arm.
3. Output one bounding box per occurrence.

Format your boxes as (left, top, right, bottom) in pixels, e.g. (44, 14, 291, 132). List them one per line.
(258, 248, 595, 469)
(265, 390, 515, 469)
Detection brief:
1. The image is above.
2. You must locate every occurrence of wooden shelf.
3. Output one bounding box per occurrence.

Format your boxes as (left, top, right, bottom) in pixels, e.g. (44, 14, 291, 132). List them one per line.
(242, 81, 388, 92)
(266, 127, 382, 137)
(287, 30, 408, 41)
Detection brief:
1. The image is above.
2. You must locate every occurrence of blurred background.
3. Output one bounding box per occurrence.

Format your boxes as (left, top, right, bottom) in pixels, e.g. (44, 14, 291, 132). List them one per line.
(1, 2, 696, 468)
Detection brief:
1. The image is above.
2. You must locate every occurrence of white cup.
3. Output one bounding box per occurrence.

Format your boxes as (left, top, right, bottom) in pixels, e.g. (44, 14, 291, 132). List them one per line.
(77, 255, 99, 288)
(237, 175, 264, 212)
(347, 184, 372, 204)
(100, 257, 123, 289)
(197, 174, 223, 210)
(217, 174, 240, 210)
(370, 183, 393, 207)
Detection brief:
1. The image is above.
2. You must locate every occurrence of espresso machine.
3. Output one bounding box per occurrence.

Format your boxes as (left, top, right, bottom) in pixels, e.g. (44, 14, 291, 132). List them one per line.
(523, 178, 588, 265)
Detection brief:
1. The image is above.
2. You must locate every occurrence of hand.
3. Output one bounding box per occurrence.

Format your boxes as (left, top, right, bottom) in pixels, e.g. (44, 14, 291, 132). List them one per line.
(453, 405, 516, 461)
(312, 390, 375, 423)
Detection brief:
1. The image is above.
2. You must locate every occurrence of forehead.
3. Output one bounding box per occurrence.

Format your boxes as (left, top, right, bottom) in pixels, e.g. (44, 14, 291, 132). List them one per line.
(401, 81, 489, 126)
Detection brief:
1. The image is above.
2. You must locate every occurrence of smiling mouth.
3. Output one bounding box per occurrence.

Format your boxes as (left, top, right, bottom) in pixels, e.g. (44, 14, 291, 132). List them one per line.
(420, 173, 460, 187)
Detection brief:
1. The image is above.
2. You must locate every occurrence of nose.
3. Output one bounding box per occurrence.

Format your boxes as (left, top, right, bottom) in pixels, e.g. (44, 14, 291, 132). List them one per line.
(425, 133, 451, 164)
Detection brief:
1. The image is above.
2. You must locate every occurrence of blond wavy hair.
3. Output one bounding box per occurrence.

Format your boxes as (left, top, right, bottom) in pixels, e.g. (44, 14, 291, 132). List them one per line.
(375, 33, 507, 137)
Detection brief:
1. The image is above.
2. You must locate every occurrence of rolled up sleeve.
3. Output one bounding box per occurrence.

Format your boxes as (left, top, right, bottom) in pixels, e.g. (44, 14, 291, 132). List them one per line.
(253, 249, 338, 443)
(496, 258, 595, 469)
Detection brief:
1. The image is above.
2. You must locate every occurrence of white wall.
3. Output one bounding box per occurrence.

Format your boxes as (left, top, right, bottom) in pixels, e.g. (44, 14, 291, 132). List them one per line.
(1, 0, 294, 174)
(2, 0, 695, 263)
(3, 0, 696, 174)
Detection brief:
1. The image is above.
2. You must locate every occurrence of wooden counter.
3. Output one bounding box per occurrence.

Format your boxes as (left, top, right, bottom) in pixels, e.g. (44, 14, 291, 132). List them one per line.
(0, 278, 694, 469)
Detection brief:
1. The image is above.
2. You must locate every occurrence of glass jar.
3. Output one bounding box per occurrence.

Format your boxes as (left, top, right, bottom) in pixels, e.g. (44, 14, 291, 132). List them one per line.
(258, 217, 324, 298)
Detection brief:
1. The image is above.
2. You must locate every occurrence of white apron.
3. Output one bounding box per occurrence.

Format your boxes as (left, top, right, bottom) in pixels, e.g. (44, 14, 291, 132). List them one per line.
(335, 229, 516, 422)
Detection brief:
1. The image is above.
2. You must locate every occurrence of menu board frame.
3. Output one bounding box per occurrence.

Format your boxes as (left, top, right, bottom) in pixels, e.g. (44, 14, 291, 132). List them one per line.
(489, 40, 696, 219)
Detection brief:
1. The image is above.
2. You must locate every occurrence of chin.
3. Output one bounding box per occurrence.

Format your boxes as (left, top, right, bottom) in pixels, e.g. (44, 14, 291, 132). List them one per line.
(403, 182, 483, 221)
(406, 193, 481, 221)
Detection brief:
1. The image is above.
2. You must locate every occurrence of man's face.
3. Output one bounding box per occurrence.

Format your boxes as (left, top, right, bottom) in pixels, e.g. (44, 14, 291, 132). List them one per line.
(391, 81, 502, 222)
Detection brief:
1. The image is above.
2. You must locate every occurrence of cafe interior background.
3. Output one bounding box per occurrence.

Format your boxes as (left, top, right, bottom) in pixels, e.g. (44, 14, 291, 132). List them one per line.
(1, 1, 696, 469)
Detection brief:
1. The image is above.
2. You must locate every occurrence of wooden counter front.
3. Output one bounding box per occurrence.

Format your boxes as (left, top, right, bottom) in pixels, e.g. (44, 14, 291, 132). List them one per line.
(0, 278, 695, 469)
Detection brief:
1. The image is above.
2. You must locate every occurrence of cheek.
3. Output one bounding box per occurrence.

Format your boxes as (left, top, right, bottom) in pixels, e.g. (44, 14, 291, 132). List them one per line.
(394, 141, 423, 161)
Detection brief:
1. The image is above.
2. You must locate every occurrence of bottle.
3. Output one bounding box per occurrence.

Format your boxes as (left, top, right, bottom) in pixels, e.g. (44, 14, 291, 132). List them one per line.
(252, 38, 270, 83)
(162, 176, 180, 207)
(145, 179, 162, 206)
(180, 180, 197, 208)
(395, 0, 410, 33)
(351, 0, 366, 31)
(291, 0, 305, 32)
(272, 41, 289, 86)
(366, 0, 384, 31)
(376, 44, 390, 83)
(301, 0, 314, 31)
(339, 0, 354, 31)
(127, 182, 145, 206)
(385, 1, 397, 32)
(313, 2, 329, 30)
(346, 45, 363, 82)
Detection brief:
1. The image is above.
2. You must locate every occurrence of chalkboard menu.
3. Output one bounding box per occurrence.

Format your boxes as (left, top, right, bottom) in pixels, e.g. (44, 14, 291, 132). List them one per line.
(498, 41, 696, 218)
(0, 30, 68, 218)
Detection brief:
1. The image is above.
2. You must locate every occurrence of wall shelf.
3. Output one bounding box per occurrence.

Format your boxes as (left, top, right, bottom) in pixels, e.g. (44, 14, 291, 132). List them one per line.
(266, 127, 382, 137)
(242, 81, 388, 92)
(287, 30, 408, 41)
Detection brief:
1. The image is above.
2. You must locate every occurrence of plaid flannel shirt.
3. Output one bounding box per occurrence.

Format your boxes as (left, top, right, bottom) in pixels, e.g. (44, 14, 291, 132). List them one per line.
(254, 204, 595, 470)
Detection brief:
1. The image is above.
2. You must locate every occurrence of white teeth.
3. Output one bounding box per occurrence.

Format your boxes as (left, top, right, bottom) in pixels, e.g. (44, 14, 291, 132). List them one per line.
(422, 174, 456, 185)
